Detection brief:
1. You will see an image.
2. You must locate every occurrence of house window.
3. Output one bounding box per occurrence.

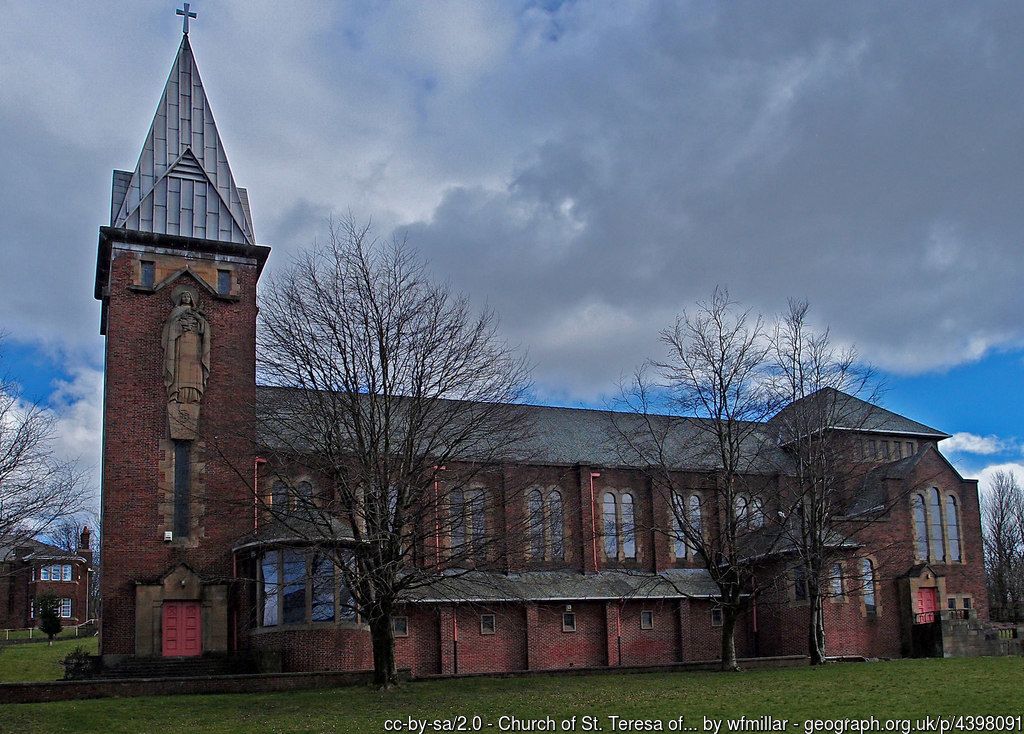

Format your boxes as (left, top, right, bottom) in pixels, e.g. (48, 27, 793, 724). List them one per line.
(562, 612, 577, 632)
(945, 495, 962, 562)
(962, 597, 972, 610)
(141, 260, 155, 288)
(451, 488, 486, 557)
(640, 610, 654, 630)
(548, 491, 564, 561)
(911, 493, 929, 560)
(528, 490, 544, 561)
(392, 616, 409, 637)
(927, 488, 945, 562)
(60, 598, 72, 619)
(947, 597, 957, 610)
(527, 489, 566, 562)
(862, 558, 877, 615)
(217, 269, 231, 295)
(710, 608, 723, 627)
(40, 566, 49, 581)
(830, 563, 844, 598)
(793, 564, 808, 601)
(480, 614, 496, 635)
(62, 565, 72, 582)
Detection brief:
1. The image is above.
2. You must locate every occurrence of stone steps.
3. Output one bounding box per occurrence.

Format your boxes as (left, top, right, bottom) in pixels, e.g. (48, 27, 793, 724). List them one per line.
(106, 655, 234, 679)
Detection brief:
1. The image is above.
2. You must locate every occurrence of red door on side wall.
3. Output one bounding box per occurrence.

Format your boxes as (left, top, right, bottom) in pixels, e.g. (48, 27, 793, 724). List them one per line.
(162, 601, 202, 657)
(916, 587, 939, 624)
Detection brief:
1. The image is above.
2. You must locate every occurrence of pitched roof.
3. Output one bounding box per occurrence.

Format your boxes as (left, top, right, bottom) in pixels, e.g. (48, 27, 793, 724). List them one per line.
(0, 536, 83, 563)
(769, 388, 949, 439)
(110, 35, 255, 244)
(403, 568, 722, 603)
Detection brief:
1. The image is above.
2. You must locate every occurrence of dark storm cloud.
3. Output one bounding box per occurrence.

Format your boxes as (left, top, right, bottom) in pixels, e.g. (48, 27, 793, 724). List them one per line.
(2, 1, 1023, 401)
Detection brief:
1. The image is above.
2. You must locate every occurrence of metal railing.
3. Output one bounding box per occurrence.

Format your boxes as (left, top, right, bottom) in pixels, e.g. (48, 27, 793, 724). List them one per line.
(2, 619, 96, 641)
(913, 609, 969, 624)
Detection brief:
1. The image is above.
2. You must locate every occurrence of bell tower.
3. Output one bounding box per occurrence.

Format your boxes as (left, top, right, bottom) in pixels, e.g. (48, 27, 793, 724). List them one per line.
(94, 19, 270, 663)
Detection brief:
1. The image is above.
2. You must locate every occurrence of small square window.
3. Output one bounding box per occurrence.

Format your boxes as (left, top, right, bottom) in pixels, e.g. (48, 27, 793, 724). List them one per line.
(867, 440, 877, 459)
(640, 610, 654, 630)
(562, 612, 576, 632)
(711, 608, 723, 627)
(480, 614, 496, 635)
(392, 616, 408, 637)
(948, 597, 957, 610)
(141, 261, 155, 288)
(905, 442, 915, 456)
(62, 565, 72, 581)
(217, 269, 232, 295)
(962, 597, 972, 610)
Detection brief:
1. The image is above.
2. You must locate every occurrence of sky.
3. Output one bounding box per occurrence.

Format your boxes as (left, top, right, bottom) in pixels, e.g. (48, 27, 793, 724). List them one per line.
(1, 1, 1022, 506)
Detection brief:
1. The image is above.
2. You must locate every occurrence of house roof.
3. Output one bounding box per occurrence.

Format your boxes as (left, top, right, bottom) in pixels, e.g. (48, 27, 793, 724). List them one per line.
(402, 568, 722, 604)
(0, 536, 85, 564)
(231, 513, 357, 553)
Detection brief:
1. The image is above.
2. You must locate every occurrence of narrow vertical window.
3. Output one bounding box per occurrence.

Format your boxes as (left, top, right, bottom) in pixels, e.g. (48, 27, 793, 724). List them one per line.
(528, 490, 544, 561)
(830, 563, 844, 598)
(173, 440, 191, 537)
(261, 552, 279, 627)
(217, 269, 231, 295)
(750, 498, 765, 528)
(470, 490, 485, 551)
(867, 440, 877, 458)
(912, 493, 929, 560)
(338, 552, 357, 622)
(927, 488, 945, 561)
(621, 493, 636, 559)
(310, 554, 335, 622)
(141, 260, 155, 288)
(281, 550, 306, 625)
(450, 490, 465, 551)
(862, 558, 876, 613)
(603, 493, 618, 559)
(945, 496, 961, 562)
(296, 481, 314, 508)
(272, 481, 290, 511)
(905, 441, 915, 456)
(640, 610, 654, 629)
(62, 565, 72, 581)
(61, 598, 72, 618)
(733, 495, 749, 525)
(671, 493, 686, 559)
(548, 491, 564, 561)
(794, 564, 808, 601)
(687, 494, 702, 558)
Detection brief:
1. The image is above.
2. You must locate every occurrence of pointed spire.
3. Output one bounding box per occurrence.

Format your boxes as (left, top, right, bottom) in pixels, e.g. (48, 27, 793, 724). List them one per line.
(112, 35, 255, 245)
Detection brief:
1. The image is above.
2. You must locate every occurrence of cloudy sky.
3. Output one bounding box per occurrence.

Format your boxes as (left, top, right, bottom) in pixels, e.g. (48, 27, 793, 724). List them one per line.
(1, 1, 1022, 501)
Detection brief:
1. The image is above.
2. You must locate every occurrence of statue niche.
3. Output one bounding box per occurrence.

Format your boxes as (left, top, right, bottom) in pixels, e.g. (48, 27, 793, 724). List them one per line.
(162, 287, 211, 440)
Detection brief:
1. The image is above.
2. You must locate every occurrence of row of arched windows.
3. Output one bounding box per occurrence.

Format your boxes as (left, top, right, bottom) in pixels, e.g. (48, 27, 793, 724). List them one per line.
(528, 489, 565, 562)
(671, 493, 703, 559)
(603, 492, 637, 560)
(271, 480, 315, 511)
(911, 488, 962, 563)
(733, 495, 766, 529)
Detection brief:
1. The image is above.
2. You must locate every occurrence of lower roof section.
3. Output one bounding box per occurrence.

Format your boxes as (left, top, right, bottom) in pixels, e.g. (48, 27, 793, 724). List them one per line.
(403, 568, 721, 604)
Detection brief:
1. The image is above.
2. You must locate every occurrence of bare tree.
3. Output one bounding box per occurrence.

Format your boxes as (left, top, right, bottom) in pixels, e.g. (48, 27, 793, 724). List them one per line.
(0, 340, 91, 551)
(768, 300, 882, 665)
(255, 218, 532, 687)
(616, 288, 784, 670)
(982, 470, 1024, 621)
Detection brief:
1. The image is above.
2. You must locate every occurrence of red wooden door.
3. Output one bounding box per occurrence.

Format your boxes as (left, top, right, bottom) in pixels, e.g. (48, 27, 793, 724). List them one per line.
(162, 601, 202, 657)
(916, 587, 939, 624)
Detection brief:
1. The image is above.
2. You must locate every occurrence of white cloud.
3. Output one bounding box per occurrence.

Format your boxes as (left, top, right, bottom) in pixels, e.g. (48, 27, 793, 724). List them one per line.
(942, 432, 1014, 456)
(976, 462, 1024, 498)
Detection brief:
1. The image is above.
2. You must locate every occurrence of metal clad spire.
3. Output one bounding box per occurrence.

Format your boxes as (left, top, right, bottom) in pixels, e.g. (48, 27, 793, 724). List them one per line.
(112, 33, 255, 244)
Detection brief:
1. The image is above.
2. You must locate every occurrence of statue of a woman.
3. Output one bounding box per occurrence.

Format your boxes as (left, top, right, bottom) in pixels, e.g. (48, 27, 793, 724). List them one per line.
(162, 289, 210, 439)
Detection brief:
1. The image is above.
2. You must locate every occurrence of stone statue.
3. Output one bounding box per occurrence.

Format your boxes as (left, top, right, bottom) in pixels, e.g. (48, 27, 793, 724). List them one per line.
(162, 288, 210, 439)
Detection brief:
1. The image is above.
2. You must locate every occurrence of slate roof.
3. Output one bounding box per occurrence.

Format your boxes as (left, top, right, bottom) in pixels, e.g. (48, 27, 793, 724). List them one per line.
(232, 513, 356, 552)
(769, 388, 948, 439)
(0, 536, 84, 563)
(402, 568, 722, 603)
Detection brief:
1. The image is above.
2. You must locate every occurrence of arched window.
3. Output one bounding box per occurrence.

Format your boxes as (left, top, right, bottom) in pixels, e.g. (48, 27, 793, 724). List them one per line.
(733, 495, 749, 525)
(450, 489, 465, 550)
(621, 493, 636, 559)
(945, 495, 961, 562)
(861, 558, 876, 613)
(548, 491, 564, 561)
(272, 481, 289, 510)
(603, 493, 618, 558)
(528, 490, 544, 561)
(671, 494, 687, 559)
(470, 490, 486, 550)
(750, 498, 765, 528)
(296, 481, 314, 508)
(687, 494, 702, 558)
(911, 493, 929, 560)
(927, 488, 945, 562)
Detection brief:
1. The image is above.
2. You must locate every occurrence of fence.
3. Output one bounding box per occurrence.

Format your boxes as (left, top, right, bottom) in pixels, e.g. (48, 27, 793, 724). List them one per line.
(2, 619, 96, 642)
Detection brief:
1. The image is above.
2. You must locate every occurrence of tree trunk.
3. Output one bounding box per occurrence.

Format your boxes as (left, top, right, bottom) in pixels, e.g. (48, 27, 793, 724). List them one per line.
(719, 607, 739, 671)
(808, 591, 826, 665)
(369, 613, 398, 688)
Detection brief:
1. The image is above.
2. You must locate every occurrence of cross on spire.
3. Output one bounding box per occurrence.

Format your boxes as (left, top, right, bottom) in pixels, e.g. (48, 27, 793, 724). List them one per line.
(176, 3, 197, 35)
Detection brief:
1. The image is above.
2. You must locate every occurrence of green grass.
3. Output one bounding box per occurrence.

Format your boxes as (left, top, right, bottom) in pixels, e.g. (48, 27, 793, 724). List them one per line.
(1, 657, 1021, 734)
(0, 636, 98, 684)
(2, 626, 90, 642)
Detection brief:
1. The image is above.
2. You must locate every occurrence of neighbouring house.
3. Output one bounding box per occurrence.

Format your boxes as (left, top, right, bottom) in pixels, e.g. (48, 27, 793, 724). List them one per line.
(0, 528, 94, 630)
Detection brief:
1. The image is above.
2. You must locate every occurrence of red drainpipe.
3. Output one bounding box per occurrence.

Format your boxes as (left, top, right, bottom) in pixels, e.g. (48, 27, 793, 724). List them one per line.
(452, 608, 459, 674)
(590, 472, 602, 572)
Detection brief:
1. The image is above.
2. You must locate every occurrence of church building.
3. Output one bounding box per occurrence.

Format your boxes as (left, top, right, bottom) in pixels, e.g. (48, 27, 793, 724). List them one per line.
(94, 25, 1001, 674)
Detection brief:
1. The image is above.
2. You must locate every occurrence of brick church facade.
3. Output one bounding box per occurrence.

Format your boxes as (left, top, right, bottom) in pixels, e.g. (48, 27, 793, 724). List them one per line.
(94, 32, 996, 673)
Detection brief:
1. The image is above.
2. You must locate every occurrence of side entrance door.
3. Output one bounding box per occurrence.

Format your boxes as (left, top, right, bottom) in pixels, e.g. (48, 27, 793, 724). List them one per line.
(162, 601, 202, 657)
(916, 587, 939, 624)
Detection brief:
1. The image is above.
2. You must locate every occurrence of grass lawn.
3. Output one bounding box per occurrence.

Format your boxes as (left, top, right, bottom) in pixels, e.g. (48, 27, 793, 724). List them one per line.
(0, 637, 98, 684)
(1, 657, 1022, 734)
